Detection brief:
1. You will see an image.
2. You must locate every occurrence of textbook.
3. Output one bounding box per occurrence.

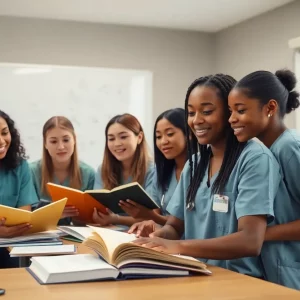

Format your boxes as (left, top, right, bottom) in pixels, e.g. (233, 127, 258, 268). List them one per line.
(0, 198, 67, 234)
(47, 182, 159, 216)
(47, 183, 107, 223)
(82, 227, 210, 275)
(27, 227, 211, 284)
(10, 244, 76, 257)
(0, 231, 62, 247)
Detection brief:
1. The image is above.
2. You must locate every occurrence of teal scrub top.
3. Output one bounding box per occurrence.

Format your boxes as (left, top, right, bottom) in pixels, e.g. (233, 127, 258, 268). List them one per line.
(261, 129, 300, 290)
(0, 159, 38, 208)
(167, 140, 280, 278)
(93, 162, 155, 191)
(30, 160, 95, 200)
(149, 168, 178, 215)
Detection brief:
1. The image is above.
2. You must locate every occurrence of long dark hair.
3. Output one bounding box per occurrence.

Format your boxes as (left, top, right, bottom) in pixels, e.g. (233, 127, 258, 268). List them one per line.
(185, 74, 246, 209)
(154, 108, 187, 192)
(235, 69, 300, 117)
(0, 110, 27, 170)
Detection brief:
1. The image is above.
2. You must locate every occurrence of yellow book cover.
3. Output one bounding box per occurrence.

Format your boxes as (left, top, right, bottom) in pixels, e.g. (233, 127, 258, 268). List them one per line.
(0, 198, 67, 234)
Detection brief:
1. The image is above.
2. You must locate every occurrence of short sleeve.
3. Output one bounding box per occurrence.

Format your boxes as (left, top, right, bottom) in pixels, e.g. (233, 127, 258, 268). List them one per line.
(166, 162, 190, 220)
(79, 162, 95, 190)
(235, 153, 280, 222)
(29, 161, 42, 200)
(17, 160, 39, 208)
(86, 168, 95, 190)
(143, 162, 155, 191)
(146, 170, 161, 208)
(93, 165, 103, 189)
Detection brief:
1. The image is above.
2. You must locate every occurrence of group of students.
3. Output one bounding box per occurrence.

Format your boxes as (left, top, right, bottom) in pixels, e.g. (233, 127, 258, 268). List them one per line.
(0, 68, 299, 290)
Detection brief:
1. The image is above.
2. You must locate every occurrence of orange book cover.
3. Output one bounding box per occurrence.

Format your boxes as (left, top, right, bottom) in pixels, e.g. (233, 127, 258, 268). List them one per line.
(47, 183, 107, 223)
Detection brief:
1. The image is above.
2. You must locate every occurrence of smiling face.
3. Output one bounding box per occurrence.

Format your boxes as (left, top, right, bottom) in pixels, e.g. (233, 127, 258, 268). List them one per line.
(44, 127, 75, 164)
(187, 85, 227, 146)
(228, 89, 270, 142)
(0, 117, 11, 160)
(107, 123, 143, 163)
(155, 118, 186, 160)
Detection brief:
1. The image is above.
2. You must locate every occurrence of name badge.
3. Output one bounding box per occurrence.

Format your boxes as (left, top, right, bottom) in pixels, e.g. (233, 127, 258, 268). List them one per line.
(212, 194, 229, 213)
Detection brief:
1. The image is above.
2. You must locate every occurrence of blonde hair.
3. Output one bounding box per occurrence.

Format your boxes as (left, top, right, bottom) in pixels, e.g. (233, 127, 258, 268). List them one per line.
(41, 116, 82, 195)
(101, 114, 150, 190)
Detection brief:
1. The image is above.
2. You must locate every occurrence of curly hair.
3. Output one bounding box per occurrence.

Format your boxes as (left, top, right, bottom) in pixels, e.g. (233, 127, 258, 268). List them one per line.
(0, 110, 27, 170)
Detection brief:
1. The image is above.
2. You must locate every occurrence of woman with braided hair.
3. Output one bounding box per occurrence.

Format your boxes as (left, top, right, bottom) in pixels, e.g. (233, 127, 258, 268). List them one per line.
(132, 74, 281, 278)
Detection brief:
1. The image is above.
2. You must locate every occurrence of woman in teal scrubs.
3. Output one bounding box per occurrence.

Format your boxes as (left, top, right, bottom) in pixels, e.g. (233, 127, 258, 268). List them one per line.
(228, 69, 300, 289)
(30, 116, 95, 225)
(133, 74, 281, 279)
(92, 113, 154, 227)
(123, 108, 188, 229)
(0, 110, 38, 267)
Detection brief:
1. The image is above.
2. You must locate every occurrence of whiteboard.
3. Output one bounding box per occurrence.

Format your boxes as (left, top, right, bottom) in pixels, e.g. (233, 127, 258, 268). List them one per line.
(0, 63, 153, 170)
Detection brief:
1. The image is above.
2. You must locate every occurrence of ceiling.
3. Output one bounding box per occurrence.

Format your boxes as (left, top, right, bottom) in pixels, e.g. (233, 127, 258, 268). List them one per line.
(0, 0, 294, 32)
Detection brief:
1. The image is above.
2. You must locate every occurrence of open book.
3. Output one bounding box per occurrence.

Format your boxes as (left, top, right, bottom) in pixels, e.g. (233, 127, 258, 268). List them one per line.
(0, 198, 67, 234)
(83, 226, 210, 275)
(47, 183, 107, 223)
(47, 182, 159, 217)
(27, 227, 211, 284)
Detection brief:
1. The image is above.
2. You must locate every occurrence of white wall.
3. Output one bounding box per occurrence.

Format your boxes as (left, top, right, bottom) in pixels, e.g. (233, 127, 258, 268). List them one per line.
(1, 0, 299, 130)
(215, 0, 300, 128)
(0, 16, 215, 125)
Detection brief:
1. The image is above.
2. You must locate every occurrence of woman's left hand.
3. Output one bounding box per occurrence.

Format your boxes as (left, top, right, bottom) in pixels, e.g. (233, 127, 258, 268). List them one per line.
(119, 199, 155, 219)
(132, 236, 181, 254)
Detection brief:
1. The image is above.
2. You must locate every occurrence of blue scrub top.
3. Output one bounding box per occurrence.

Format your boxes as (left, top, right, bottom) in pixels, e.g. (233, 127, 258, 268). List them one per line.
(93, 162, 155, 191)
(30, 160, 95, 201)
(0, 159, 38, 208)
(149, 167, 178, 215)
(167, 139, 280, 278)
(261, 129, 300, 290)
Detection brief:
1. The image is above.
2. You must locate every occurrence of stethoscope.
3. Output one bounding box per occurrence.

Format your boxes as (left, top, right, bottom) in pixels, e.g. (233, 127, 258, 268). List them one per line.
(161, 194, 165, 208)
(162, 192, 195, 211)
(186, 202, 195, 211)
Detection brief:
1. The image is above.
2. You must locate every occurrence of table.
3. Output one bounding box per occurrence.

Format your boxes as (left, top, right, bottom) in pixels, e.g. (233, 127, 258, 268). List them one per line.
(5, 241, 300, 299)
(1, 241, 300, 299)
(0, 263, 299, 300)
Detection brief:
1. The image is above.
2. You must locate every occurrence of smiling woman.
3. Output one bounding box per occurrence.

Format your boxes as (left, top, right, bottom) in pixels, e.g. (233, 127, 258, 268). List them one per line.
(0, 110, 38, 268)
(93, 113, 154, 227)
(30, 116, 95, 225)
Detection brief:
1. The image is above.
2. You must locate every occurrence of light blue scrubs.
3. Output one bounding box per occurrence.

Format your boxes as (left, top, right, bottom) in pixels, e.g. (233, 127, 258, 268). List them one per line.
(149, 168, 178, 215)
(0, 159, 38, 208)
(30, 160, 95, 201)
(167, 140, 280, 278)
(261, 129, 300, 290)
(94, 162, 155, 191)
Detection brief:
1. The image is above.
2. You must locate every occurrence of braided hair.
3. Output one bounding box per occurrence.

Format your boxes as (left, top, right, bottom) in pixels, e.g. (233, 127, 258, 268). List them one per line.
(185, 74, 246, 210)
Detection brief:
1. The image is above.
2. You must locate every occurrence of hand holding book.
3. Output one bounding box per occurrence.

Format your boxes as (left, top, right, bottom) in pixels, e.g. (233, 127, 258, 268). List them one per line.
(92, 207, 118, 226)
(119, 199, 157, 219)
(0, 218, 32, 238)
